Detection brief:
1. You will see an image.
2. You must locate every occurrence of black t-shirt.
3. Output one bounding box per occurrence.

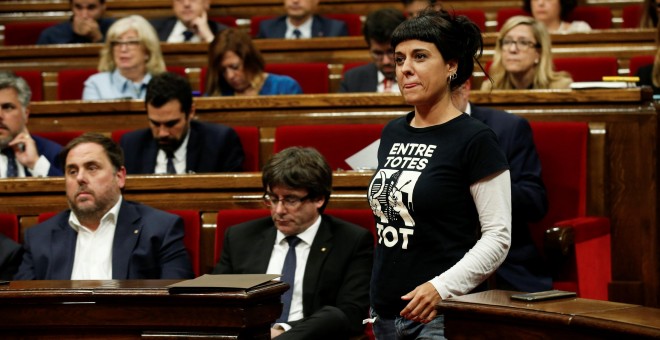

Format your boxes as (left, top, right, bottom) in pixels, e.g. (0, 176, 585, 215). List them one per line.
(368, 112, 509, 318)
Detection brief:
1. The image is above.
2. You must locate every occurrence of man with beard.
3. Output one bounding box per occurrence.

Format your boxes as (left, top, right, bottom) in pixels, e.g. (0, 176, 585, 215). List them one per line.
(120, 72, 244, 174)
(256, 0, 348, 39)
(339, 8, 405, 93)
(14, 133, 194, 280)
(0, 71, 62, 178)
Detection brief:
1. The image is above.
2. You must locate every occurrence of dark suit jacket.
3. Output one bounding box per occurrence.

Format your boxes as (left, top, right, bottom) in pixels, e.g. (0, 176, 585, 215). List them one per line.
(339, 63, 378, 93)
(256, 15, 348, 39)
(471, 104, 552, 292)
(120, 120, 244, 174)
(7, 134, 63, 177)
(0, 233, 22, 280)
(213, 215, 373, 339)
(14, 200, 194, 280)
(151, 16, 227, 42)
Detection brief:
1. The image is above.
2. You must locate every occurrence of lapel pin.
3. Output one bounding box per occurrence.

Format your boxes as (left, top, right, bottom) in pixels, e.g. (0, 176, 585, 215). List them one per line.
(321, 247, 327, 252)
(134, 229, 138, 234)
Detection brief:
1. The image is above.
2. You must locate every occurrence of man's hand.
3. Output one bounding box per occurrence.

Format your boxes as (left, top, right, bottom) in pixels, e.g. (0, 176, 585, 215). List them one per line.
(72, 16, 103, 42)
(189, 11, 214, 42)
(270, 326, 285, 338)
(399, 282, 441, 324)
(9, 128, 39, 170)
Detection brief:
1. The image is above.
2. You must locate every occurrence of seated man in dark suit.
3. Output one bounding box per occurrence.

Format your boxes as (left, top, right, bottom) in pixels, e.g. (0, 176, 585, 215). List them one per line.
(0, 233, 22, 280)
(120, 72, 244, 174)
(37, 0, 115, 44)
(401, 0, 442, 18)
(0, 71, 62, 178)
(151, 0, 226, 43)
(339, 8, 405, 93)
(213, 147, 373, 339)
(453, 81, 552, 292)
(257, 0, 348, 39)
(15, 133, 194, 280)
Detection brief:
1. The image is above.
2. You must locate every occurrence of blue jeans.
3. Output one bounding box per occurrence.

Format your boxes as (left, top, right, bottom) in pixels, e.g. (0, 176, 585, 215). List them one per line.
(370, 308, 445, 340)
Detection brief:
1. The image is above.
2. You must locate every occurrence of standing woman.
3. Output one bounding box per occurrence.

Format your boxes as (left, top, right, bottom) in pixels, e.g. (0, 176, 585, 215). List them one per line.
(482, 16, 573, 90)
(367, 9, 512, 339)
(83, 15, 166, 100)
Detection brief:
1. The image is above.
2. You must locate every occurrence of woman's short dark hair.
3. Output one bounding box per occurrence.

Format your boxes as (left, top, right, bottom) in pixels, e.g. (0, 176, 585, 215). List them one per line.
(59, 133, 124, 172)
(390, 9, 483, 91)
(262, 147, 332, 213)
(523, 0, 578, 20)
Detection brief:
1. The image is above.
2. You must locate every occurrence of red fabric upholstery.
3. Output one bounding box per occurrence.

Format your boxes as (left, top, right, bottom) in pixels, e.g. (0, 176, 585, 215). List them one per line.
(264, 62, 329, 94)
(250, 14, 362, 37)
(453, 9, 487, 32)
(530, 122, 611, 300)
(215, 209, 271, 263)
(57, 68, 96, 100)
(273, 124, 384, 170)
(496, 8, 528, 30)
(567, 6, 612, 29)
(0, 214, 19, 242)
(622, 5, 643, 28)
(210, 16, 238, 27)
(232, 126, 260, 171)
(32, 131, 84, 147)
(15, 70, 43, 101)
(629, 55, 654, 76)
(325, 209, 376, 245)
(342, 62, 368, 74)
(553, 57, 619, 82)
(39, 210, 201, 276)
(3, 21, 56, 46)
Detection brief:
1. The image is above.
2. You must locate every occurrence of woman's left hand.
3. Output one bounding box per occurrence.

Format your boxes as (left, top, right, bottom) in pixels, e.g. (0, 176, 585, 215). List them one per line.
(400, 282, 441, 323)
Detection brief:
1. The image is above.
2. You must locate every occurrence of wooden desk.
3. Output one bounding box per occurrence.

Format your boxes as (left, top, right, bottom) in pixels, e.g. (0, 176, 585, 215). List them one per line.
(0, 279, 288, 339)
(438, 290, 660, 339)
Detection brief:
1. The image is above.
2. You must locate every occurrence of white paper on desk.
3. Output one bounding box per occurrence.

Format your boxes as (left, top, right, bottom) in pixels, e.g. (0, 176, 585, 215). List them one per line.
(345, 139, 380, 170)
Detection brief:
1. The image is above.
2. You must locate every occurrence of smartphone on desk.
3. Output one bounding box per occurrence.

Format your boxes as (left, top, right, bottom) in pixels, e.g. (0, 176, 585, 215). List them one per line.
(510, 290, 577, 302)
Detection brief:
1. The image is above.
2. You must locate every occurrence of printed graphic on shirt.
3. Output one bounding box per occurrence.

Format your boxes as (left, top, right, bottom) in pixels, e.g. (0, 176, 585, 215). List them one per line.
(369, 142, 436, 249)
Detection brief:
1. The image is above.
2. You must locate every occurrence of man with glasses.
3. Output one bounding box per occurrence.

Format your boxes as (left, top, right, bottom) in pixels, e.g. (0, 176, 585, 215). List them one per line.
(339, 8, 405, 93)
(213, 147, 373, 339)
(37, 0, 115, 45)
(119, 72, 244, 174)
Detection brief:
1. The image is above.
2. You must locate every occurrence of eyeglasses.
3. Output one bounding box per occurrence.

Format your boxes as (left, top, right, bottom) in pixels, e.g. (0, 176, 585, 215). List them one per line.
(370, 49, 395, 61)
(263, 193, 311, 209)
(111, 40, 141, 49)
(500, 39, 540, 51)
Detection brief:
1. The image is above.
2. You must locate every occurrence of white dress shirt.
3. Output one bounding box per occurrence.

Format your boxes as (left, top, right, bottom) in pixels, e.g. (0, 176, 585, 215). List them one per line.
(154, 130, 190, 174)
(285, 17, 313, 39)
(377, 72, 401, 94)
(167, 20, 202, 43)
(0, 153, 50, 177)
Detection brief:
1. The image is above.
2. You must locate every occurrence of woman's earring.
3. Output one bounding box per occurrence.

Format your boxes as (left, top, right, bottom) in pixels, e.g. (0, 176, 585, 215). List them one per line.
(448, 72, 457, 82)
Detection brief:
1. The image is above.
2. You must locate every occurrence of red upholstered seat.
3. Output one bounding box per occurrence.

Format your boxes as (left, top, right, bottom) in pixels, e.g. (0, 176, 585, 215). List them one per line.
(496, 6, 612, 30)
(0, 213, 19, 242)
(210, 16, 238, 27)
(530, 122, 611, 300)
(15, 71, 44, 101)
(629, 55, 654, 76)
(453, 9, 487, 32)
(553, 56, 619, 82)
(112, 126, 259, 172)
(57, 68, 97, 100)
(622, 5, 643, 28)
(273, 124, 384, 171)
(3, 21, 57, 46)
(342, 62, 368, 74)
(32, 131, 85, 147)
(39, 210, 202, 276)
(264, 63, 329, 94)
(496, 8, 528, 30)
(250, 14, 362, 37)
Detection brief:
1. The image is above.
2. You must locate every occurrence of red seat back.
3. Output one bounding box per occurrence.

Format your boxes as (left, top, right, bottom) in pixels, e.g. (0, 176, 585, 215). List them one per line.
(57, 68, 97, 100)
(215, 209, 271, 263)
(453, 9, 487, 32)
(264, 62, 329, 94)
(232, 126, 260, 171)
(210, 16, 238, 28)
(4, 21, 57, 46)
(622, 5, 643, 28)
(629, 55, 655, 76)
(0, 213, 19, 242)
(342, 62, 368, 75)
(567, 6, 612, 29)
(553, 57, 619, 82)
(496, 8, 528, 30)
(15, 70, 43, 101)
(32, 131, 85, 147)
(273, 124, 384, 170)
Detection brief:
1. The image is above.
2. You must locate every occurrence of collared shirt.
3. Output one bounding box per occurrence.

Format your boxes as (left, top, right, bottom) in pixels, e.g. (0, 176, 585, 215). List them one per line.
(167, 20, 201, 43)
(154, 129, 190, 174)
(82, 69, 152, 100)
(69, 196, 123, 280)
(285, 17, 313, 39)
(0, 153, 50, 178)
(377, 72, 401, 94)
(267, 215, 321, 323)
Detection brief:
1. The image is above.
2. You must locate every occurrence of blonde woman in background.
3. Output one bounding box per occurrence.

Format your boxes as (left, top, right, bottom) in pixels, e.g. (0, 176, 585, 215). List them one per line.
(482, 16, 572, 90)
(83, 15, 166, 100)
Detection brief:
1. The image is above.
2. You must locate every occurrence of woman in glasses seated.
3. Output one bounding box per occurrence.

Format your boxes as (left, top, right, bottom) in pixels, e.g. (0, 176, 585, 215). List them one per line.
(204, 28, 302, 96)
(83, 15, 166, 100)
(524, 0, 590, 34)
(482, 16, 573, 90)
